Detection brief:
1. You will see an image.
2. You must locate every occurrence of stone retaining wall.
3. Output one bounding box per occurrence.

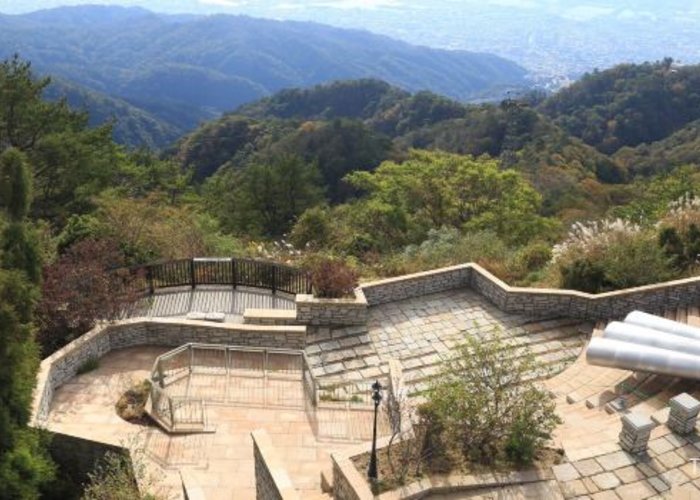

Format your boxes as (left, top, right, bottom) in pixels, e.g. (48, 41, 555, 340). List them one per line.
(49, 432, 129, 491)
(31, 319, 306, 424)
(252, 429, 300, 500)
(361, 265, 471, 306)
(469, 264, 700, 320)
(358, 263, 700, 322)
(295, 289, 369, 326)
(332, 447, 374, 500)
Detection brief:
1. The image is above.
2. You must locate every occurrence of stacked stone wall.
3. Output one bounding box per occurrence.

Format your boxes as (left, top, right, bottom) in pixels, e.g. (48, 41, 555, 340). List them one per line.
(361, 265, 470, 306)
(252, 430, 299, 500)
(357, 263, 700, 322)
(295, 289, 369, 326)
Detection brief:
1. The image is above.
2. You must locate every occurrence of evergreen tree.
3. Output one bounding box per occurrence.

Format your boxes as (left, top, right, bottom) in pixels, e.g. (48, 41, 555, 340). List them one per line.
(0, 107, 55, 497)
(0, 148, 41, 283)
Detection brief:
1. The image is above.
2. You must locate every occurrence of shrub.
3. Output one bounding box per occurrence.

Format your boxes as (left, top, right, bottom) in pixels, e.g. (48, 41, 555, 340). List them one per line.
(555, 219, 675, 293)
(560, 258, 607, 293)
(423, 331, 561, 466)
(515, 241, 552, 273)
(82, 448, 164, 500)
(81, 452, 139, 500)
(289, 205, 332, 250)
(308, 258, 358, 298)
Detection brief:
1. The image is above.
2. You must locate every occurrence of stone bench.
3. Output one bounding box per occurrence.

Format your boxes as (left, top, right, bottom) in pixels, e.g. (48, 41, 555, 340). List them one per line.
(185, 312, 226, 323)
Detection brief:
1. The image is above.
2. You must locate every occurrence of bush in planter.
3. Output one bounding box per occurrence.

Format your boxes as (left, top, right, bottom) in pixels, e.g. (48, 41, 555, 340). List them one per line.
(423, 330, 561, 466)
(308, 258, 358, 298)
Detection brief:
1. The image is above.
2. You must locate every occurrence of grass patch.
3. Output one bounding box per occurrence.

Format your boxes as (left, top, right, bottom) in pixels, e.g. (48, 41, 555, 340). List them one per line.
(77, 357, 100, 375)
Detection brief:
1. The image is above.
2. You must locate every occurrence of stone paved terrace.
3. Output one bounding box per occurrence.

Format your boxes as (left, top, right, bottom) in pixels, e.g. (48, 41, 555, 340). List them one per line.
(305, 288, 593, 395)
(127, 285, 295, 324)
(46, 281, 700, 498)
(45, 346, 355, 500)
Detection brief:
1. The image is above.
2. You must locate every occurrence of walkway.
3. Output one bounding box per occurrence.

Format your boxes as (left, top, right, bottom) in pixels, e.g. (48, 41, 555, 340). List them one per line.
(127, 286, 295, 324)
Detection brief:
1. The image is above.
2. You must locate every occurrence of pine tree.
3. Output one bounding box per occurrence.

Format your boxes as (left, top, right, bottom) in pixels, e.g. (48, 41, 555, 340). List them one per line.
(0, 148, 41, 283)
(0, 128, 55, 499)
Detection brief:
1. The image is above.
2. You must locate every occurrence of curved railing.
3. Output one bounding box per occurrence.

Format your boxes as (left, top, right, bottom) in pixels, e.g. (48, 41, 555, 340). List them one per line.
(122, 257, 312, 296)
(147, 343, 389, 440)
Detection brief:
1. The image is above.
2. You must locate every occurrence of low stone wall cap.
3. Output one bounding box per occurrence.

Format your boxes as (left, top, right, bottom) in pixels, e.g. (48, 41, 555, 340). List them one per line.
(622, 413, 656, 432)
(670, 392, 700, 413)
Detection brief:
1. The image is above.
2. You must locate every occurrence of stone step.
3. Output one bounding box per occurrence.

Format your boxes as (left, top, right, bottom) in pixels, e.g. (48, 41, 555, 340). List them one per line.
(582, 371, 649, 408)
(543, 321, 605, 395)
(508, 325, 586, 348)
(306, 326, 369, 344)
(402, 343, 580, 392)
(632, 378, 690, 418)
(520, 318, 587, 334)
(604, 374, 675, 414)
(565, 365, 631, 405)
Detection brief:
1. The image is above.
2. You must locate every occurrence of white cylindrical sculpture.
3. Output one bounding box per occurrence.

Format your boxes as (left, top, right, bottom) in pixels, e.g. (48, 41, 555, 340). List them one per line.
(586, 337, 700, 380)
(625, 311, 700, 342)
(604, 321, 700, 358)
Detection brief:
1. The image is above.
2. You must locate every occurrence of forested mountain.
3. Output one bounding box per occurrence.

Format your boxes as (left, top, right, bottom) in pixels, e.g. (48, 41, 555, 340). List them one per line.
(0, 5, 528, 148)
(541, 60, 700, 154)
(177, 79, 624, 221)
(44, 79, 187, 149)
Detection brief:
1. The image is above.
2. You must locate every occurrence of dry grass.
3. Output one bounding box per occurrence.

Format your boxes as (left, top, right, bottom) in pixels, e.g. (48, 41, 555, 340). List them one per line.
(352, 440, 564, 495)
(115, 379, 153, 425)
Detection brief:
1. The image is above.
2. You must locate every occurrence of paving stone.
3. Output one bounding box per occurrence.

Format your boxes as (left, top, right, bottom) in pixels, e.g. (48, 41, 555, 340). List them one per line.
(562, 479, 590, 498)
(672, 481, 700, 499)
(591, 472, 622, 490)
(664, 434, 687, 448)
(649, 437, 676, 455)
(637, 461, 661, 477)
(675, 444, 700, 460)
(582, 476, 600, 493)
(647, 475, 670, 492)
(656, 450, 685, 470)
(680, 460, 700, 479)
(554, 463, 582, 482)
(659, 467, 689, 487)
(596, 451, 637, 471)
(575, 458, 604, 477)
(590, 491, 621, 500)
(614, 479, 657, 500)
(614, 465, 646, 484)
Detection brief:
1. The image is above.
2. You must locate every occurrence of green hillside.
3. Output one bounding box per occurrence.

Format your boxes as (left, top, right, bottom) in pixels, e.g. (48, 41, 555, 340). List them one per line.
(0, 5, 529, 148)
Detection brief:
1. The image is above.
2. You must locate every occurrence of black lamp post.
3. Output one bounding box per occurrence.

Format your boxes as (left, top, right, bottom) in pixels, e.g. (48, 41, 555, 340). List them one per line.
(368, 379, 383, 481)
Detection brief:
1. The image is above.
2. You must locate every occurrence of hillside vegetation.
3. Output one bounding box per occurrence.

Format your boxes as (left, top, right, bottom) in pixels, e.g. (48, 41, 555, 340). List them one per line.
(542, 60, 700, 155)
(0, 5, 528, 148)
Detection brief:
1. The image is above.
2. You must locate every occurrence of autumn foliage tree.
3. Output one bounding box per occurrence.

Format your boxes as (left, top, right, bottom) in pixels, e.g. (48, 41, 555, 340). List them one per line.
(37, 239, 137, 355)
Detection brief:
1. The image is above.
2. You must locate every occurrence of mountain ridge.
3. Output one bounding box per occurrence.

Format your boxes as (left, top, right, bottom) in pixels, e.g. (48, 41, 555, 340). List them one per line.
(0, 4, 528, 148)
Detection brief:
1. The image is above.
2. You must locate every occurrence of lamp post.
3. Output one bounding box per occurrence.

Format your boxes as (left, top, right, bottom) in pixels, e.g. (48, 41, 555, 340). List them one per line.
(368, 379, 383, 481)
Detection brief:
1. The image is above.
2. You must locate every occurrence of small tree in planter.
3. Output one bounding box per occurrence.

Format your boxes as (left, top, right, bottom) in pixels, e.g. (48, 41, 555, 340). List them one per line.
(423, 330, 561, 466)
(308, 257, 358, 298)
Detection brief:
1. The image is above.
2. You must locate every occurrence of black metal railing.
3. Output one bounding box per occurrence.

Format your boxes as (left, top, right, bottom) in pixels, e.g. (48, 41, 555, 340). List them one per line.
(124, 257, 312, 296)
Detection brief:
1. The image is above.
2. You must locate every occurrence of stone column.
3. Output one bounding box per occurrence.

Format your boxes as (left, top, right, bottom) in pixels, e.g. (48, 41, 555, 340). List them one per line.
(619, 413, 655, 454)
(668, 393, 700, 435)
